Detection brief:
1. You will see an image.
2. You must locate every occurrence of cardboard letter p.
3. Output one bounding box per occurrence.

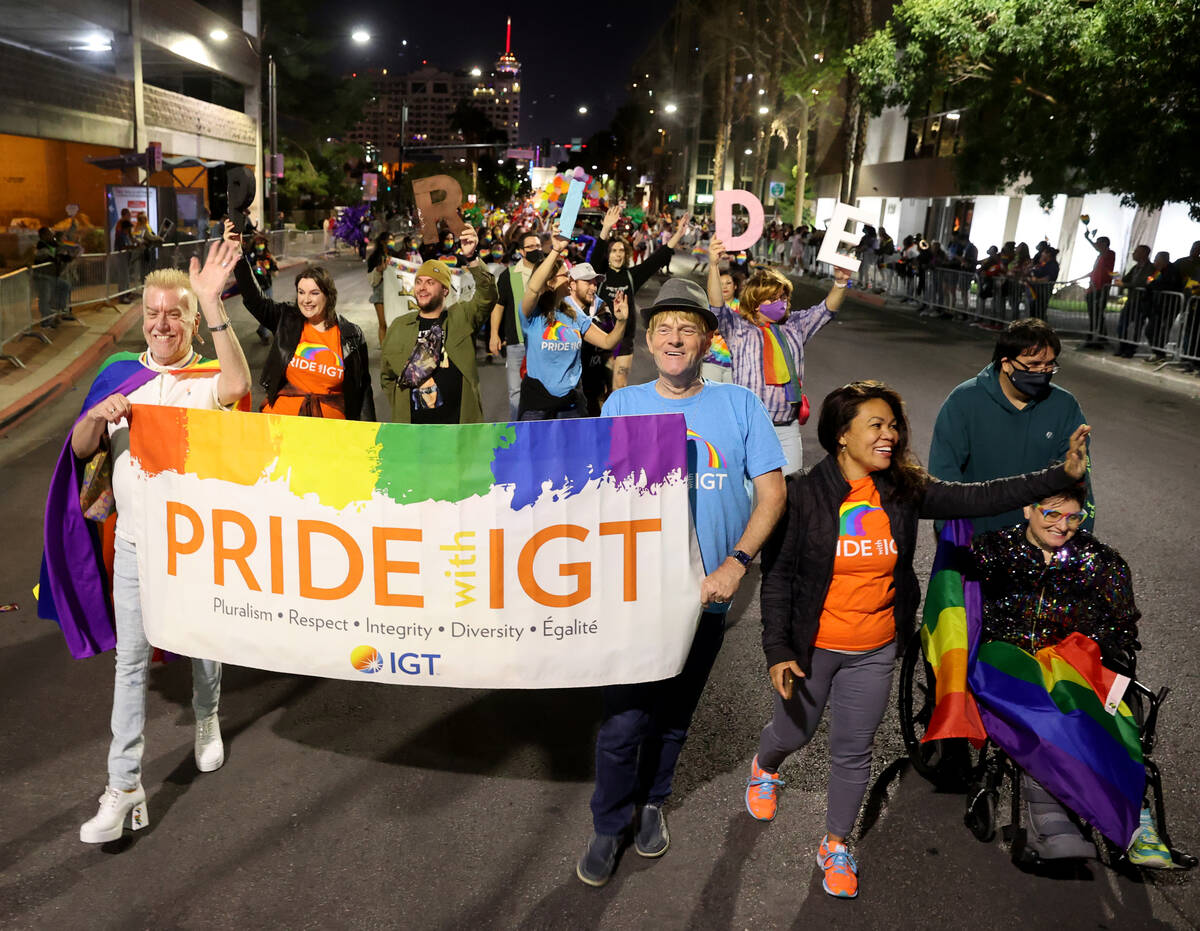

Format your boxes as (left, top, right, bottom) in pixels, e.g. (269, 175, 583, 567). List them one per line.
(412, 175, 469, 244)
(816, 201, 877, 274)
(714, 190, 764, 251)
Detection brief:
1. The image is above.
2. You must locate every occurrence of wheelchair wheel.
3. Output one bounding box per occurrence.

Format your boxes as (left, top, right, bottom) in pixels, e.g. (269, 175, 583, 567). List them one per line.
(898, 629, 972, 789)
(965, 788, 997, 842)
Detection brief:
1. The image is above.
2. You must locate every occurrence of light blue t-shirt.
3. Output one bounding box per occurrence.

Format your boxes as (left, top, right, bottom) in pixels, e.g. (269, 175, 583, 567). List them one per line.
(602, 380, 786, 587)
(525, 301, 593, 397)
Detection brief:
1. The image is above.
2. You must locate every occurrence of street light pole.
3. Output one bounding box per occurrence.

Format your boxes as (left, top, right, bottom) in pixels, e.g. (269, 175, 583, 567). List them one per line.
(268, 54, 278, 223)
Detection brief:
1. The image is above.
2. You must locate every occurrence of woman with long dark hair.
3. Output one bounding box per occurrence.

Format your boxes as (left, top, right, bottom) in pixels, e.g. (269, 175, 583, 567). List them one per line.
(747, 381, 1089, 899)
(227, 220, 374, 420)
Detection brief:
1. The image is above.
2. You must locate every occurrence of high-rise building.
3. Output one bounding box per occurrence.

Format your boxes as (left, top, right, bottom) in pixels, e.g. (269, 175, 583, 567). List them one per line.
(348, 18, 521, 157)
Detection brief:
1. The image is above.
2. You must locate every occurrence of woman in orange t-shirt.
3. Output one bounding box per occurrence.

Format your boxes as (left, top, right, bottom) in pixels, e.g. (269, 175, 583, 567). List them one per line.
(227, 221, 375, 420)
(748, 381, 1091, 900)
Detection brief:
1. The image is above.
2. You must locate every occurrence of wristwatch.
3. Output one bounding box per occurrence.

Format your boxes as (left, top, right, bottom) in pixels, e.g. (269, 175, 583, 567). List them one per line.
(728, 549, 753, 568)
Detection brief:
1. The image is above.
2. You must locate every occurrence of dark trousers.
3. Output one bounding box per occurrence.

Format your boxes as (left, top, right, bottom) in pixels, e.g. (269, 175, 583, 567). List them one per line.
(589, 611, 725, 834)
(1115, 289, 1148, 356)
(1086, 288, 1109, 339)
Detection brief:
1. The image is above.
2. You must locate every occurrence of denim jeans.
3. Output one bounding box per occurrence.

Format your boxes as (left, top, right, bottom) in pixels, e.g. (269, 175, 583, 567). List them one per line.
(504, 342, 525, 420)
(109, 536, 221, 789)
(589, 611, 726, 834)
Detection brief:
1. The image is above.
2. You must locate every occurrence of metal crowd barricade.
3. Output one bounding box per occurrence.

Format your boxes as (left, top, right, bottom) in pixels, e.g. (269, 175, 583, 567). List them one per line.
(0, 266, 36, 368)
(1180, 294, 1200, 366)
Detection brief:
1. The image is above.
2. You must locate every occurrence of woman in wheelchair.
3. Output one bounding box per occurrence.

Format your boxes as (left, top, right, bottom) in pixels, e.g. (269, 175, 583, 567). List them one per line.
(754, 381, 1090, 898)
(971, 486, 1173, 867)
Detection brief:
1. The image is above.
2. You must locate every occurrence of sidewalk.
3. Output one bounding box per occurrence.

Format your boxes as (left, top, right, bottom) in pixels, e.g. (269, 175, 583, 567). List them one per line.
(788, 269, 1200, 400)
(0, 256, 310, 435)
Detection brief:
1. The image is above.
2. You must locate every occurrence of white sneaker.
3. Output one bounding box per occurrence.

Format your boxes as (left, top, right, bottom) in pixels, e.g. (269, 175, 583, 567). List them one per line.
(80, 784, 149, 843)
(194, 713, 225, 772)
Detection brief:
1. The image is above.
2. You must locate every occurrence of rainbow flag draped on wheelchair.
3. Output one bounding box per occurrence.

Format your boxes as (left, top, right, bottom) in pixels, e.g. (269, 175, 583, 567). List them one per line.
(919, 519, 1143, 847)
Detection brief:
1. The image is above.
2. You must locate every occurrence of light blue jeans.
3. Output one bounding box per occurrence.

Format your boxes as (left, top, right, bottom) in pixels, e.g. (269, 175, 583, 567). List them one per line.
(109, 536, 221, 789)
(504, 342, 525, 420)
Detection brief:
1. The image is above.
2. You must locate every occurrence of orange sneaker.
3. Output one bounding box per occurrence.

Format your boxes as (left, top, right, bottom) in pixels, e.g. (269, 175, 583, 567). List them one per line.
(745, 755, 785, 821)
(817, 835, 858, 898)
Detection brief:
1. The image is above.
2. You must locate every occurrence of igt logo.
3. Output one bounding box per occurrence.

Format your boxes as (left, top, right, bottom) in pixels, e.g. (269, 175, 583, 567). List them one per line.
(390, 652, 441, 675)
(350, 645, 383, 674)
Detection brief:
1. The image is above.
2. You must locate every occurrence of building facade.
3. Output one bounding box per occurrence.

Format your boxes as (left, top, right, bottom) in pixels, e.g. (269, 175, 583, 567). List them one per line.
(348, 20, 521, 161)
(0, 0, 263, 249)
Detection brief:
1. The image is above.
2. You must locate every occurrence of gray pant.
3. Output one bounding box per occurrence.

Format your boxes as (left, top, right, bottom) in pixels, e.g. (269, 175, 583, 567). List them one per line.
(109, 536, 221, 789)
(757, 641, 897, 838)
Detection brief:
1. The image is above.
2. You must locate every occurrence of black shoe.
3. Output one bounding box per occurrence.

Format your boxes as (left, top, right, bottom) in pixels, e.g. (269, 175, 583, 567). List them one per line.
(634, 804, 670, 858)
(576, 832, 622, 886)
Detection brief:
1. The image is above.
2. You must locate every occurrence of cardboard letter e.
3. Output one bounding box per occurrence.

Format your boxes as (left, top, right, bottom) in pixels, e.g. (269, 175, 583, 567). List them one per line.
(816, 202, 876, 274)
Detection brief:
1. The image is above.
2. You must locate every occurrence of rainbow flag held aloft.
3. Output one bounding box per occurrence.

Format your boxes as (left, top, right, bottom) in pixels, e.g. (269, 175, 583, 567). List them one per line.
(970, 633, 1143, 846)
(918, 519, 987, 745)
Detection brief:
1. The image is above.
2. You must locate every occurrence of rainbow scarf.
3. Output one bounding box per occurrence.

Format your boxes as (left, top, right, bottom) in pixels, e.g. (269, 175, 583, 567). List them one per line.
(759, 324, 801, 404)
(922, 519, 1145, 846)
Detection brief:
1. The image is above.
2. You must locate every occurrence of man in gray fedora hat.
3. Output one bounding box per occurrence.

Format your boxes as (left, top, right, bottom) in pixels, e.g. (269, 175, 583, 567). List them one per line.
(576, 277, 787, 887)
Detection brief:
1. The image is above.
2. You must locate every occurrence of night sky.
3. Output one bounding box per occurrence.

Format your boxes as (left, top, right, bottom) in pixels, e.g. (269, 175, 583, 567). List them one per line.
(316, 2, 676, 144)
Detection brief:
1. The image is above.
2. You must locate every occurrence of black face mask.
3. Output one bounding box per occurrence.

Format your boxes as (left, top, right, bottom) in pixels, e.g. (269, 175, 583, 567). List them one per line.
(1009, 367, 1053, 398)
(524, 249, 546, 265)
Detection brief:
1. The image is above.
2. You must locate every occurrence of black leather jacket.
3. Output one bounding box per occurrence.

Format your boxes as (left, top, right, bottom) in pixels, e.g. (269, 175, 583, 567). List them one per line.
(760, 455, 1077, 675)
(234, 256, 376, 420)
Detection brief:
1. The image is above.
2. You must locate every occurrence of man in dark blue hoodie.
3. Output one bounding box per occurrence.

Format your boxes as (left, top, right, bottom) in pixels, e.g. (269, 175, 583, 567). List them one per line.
(929, 318, 1094, 534)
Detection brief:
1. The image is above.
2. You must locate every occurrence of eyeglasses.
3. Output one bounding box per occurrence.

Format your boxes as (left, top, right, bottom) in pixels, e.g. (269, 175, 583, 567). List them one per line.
(1036, 507, 1087, 527)
(1011, 357, 1060, 375)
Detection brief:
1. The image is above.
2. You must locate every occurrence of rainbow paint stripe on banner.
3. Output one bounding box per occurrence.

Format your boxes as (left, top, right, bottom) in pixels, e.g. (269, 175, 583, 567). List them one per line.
(128, 409, 704, 690)
(919, 519, 988, 745)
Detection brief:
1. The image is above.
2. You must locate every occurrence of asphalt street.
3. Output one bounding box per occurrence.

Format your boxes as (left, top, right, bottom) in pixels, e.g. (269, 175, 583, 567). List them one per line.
(1, 255, 1198, 929)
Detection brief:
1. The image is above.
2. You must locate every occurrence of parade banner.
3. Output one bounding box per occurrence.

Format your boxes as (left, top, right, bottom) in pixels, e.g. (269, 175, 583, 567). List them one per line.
(128, 408, 704, 689)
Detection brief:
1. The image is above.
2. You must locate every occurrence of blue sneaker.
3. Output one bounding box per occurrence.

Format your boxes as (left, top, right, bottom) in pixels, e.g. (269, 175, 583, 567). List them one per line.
(1128, 807, 1173, 869)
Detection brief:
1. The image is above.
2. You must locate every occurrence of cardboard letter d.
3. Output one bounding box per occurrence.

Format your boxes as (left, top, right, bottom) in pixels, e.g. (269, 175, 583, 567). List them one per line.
(714, 190, 764, 251)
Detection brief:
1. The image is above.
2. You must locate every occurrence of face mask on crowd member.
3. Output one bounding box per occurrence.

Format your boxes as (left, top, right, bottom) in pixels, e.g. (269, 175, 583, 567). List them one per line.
(1002, 347, 1058, 399)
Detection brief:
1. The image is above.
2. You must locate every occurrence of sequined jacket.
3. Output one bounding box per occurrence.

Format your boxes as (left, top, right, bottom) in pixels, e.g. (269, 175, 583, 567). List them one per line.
(972, 526, 1140, 657)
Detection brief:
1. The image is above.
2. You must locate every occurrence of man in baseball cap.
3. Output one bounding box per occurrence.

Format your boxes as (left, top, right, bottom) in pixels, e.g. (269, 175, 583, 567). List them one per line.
(575, 275, 786, 887)
(380, 225, 498, 423)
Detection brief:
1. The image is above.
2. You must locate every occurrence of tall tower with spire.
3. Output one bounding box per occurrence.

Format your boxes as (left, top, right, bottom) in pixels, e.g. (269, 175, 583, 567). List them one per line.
(493, 17, 521, 143)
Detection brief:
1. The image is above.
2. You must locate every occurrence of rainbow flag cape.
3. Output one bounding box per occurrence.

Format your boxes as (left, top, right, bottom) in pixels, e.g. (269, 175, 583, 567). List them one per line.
(920, 521, 1145, 846)
(39, 352, 245, 658)
(919, 519, 987, 744)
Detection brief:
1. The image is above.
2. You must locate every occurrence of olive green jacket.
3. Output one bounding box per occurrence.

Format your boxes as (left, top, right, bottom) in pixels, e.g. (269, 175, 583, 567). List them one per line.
(380, 264, 499, 423)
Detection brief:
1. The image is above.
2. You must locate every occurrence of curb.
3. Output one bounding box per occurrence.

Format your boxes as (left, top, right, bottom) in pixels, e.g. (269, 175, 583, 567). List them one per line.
(0, 255, 317, 436)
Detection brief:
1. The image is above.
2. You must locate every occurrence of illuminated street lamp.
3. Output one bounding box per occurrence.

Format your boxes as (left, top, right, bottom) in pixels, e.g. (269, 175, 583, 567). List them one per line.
(351, 28, 371, 44)
(664, 103, 678, 114)
(578, 105, 588, 115)
(470, 67, 482, 77)
(757, 105, 769, 115)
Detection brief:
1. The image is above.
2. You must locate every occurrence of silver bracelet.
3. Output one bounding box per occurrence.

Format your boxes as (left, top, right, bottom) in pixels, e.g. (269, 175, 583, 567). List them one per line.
(209, 320, 231, 332)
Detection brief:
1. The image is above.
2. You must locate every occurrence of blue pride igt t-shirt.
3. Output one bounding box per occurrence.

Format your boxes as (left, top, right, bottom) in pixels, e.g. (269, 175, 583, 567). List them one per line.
(524, 302, 592, 398)
(602, 381, 786, 604)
